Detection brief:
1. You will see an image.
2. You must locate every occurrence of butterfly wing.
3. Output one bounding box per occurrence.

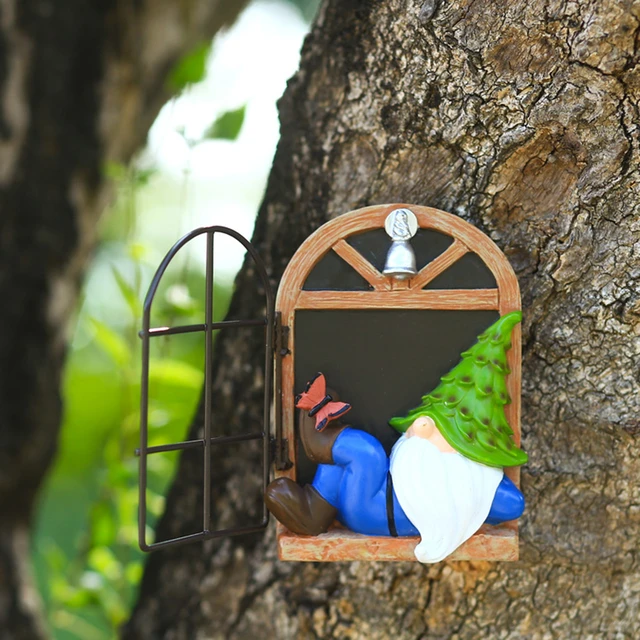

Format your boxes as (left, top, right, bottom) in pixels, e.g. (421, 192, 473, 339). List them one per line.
(314, 402, 351, 431)
(295, 372, 326, 411)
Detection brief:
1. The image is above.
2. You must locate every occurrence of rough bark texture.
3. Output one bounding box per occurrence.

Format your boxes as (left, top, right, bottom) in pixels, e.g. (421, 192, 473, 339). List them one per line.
(125, 0, 640, 638)
(0, 1, 247, 637)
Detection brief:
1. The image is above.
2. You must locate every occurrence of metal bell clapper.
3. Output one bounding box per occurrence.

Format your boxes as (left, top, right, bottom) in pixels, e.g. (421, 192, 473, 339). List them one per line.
(383, 208, 418, 280)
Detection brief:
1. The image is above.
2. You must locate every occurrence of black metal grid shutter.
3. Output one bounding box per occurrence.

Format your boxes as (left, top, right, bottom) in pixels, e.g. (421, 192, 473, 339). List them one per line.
(137, 226, 274, 551)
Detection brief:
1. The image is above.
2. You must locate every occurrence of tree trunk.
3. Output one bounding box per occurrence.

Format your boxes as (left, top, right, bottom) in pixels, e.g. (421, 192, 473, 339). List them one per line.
(125, 0, 640, 637)
(0, 1, 247, 637)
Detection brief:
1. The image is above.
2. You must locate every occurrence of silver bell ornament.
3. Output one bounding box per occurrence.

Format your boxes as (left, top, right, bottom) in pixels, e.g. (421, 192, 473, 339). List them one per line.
(383, 208, 418, 279)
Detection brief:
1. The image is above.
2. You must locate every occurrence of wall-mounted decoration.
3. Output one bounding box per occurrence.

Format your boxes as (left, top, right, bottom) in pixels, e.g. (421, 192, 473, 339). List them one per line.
(137, 204, 526, 563)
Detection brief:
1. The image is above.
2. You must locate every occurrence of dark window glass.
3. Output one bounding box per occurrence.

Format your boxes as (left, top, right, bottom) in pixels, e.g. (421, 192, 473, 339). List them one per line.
(303, 250, 373, 291)
(294, 309, 499, 484)
(424, 252, 497, 290)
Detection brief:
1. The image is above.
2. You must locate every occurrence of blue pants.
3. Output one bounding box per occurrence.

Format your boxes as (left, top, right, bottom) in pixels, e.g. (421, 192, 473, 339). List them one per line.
(312, 428, 525, 536)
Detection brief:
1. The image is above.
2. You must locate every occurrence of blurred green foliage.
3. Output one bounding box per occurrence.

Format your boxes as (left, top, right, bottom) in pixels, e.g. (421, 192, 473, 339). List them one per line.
(33, 102, 243, 640)
(168, 42, 212, 90)
(32, 0, 322, 632)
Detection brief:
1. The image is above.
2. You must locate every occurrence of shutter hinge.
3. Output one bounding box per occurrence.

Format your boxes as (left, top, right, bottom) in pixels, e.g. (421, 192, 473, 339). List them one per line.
(273, 312, 293, 470)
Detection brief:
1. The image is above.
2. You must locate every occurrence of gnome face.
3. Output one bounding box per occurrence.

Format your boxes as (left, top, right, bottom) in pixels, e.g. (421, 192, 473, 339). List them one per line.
(405, 415, 456, 454)
(389, 418, 503, 564)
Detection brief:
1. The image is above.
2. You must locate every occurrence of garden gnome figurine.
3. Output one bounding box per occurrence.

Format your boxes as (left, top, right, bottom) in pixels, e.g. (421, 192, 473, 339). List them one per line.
(265, 312, 527, 563)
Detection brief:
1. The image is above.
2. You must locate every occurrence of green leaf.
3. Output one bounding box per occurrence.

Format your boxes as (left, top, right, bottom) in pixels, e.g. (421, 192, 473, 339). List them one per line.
(90, 318, 131, 367)
(65, 589, 96, 609)
(90, 502, 117, 547)
(88, 546, 122, 581)
(168, 42, 211, 90)
(203, 105, 246, 141)
(42, 541, 65, 572)
(111, 266, 142, 319)
(125, 561, 143, 585)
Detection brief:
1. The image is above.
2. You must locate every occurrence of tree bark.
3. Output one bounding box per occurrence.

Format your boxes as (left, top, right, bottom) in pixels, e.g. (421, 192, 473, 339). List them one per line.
(125, 0, 640, 637)
(0, 1, 247, 637)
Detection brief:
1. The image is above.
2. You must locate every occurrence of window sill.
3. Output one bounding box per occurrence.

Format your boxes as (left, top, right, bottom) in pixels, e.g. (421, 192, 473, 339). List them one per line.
(276, 522, 518, 562)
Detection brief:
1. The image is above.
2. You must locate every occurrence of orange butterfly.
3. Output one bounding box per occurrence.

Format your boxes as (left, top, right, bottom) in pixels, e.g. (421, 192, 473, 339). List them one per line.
(295, 373, 351, 431)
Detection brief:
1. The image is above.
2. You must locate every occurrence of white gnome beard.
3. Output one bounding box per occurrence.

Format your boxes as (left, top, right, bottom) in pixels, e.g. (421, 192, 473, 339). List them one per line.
(389, 434, 503, 563)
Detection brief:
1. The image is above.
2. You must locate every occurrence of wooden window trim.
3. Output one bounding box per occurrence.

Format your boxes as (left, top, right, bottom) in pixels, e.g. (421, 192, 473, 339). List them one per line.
(296, 289, 500, 310)
(275, 204, 522, 562)
(331, 239, 387, 290)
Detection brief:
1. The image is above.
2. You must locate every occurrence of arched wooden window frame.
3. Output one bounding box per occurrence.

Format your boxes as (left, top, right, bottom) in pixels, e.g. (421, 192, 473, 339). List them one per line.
(274, 204, 522, 562)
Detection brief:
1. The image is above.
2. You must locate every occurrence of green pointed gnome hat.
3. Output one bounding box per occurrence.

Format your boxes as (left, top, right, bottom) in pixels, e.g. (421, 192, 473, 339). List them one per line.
(389, 311, 527, 468)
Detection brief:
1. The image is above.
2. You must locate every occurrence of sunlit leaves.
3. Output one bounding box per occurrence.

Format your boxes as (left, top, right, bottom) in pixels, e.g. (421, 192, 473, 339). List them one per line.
(124, 562, 142, 586)
(164, 283, 198, 315)
(111, 267, 142, 319)
(148, 358, 203, 390)
(88, 547, 122, 582)
(41, 246, 216, 639)
(90, 502, 117, 548)
(89, 318, 131, 367)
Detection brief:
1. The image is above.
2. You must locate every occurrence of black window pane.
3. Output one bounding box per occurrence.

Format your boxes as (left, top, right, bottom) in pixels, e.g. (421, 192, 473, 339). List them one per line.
(424, 252, 497, 289)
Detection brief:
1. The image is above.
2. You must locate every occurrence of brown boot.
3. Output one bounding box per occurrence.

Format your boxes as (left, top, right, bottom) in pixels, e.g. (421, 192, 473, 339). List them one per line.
(299, 388, 347, 464)
(265, 478, 336, 535)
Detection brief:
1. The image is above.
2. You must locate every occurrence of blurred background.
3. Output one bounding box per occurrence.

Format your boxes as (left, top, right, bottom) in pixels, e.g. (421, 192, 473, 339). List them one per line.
(32, 1, 319, 637)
